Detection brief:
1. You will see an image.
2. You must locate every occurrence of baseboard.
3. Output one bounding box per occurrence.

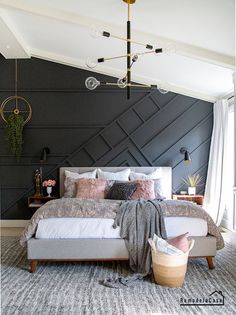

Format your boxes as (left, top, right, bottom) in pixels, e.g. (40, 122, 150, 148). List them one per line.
(0, 220, 30, 228)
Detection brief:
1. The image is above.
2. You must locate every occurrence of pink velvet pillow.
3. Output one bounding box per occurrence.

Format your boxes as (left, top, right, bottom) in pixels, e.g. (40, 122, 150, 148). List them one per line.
(131, 180, 155, 200)
(76, 178, 106, 199)
(167, 232, 189, 253)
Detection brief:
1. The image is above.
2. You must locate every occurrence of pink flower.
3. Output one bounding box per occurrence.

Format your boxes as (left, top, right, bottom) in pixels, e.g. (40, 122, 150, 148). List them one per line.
(42, 179, 56, 187)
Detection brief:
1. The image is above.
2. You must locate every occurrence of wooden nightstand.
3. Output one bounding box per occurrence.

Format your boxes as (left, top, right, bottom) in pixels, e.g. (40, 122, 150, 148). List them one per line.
(28, 196, 57, 208)
(172, 194, 204, 206)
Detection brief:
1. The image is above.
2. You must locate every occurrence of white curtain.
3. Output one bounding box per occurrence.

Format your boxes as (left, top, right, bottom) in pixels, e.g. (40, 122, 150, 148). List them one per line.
(204, 99, 229, 225)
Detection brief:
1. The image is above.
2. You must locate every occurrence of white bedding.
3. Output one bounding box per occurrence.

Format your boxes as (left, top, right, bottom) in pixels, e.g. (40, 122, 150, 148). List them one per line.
(35, 217, 208, 239)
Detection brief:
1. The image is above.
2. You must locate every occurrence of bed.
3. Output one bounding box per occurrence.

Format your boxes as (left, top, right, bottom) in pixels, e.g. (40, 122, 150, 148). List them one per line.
(27, 167, 217, 273)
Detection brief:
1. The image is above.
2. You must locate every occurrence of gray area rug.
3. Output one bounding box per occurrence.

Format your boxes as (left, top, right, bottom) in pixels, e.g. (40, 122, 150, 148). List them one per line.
(1, 237, 236, 315)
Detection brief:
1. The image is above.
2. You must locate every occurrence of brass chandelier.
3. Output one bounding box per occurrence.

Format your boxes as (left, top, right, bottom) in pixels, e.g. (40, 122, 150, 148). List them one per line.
(85, 0, 168, 99)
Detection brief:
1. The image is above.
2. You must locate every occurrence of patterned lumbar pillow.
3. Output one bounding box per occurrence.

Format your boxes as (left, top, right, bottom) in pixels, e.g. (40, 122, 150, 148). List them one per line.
(76, 178, 106, 199)
(106, 182, 137, 200)
(167, 232, 189, 253)
(64, 169, 97, 198)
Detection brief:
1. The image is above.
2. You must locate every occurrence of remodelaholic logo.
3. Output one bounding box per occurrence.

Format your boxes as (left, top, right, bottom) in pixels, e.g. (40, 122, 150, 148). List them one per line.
(180, 290, 224, 306)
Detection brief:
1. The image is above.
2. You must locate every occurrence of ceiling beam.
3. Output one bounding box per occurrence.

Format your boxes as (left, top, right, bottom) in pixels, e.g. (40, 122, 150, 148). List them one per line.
(0, 0, 234, 69)
(0, 9, 30, 58)
(31, 47, 218, 103)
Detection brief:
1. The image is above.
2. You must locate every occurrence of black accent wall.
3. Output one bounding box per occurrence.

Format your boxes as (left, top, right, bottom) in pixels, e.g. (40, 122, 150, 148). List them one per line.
(0, 56, 213, 220)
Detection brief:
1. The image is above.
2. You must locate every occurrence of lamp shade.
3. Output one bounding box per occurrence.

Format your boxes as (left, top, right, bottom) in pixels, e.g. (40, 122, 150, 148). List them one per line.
(180, 147, 191, 162)
(184, 150, 191, 162)
(40, 147, 50, 162)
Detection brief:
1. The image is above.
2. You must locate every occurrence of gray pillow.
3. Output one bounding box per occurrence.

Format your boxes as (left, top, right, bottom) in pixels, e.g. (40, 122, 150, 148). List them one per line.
(106, 182, 137, 200)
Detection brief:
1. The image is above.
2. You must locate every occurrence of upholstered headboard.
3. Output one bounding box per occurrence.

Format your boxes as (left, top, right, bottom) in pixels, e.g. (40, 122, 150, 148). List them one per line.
(59, 167, 172, 199)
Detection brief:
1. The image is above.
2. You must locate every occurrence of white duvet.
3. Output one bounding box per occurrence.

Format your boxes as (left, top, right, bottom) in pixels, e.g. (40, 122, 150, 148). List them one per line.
(35, 217, 208, 239)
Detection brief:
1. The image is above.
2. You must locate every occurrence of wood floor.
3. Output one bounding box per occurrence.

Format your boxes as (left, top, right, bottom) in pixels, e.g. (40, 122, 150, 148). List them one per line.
(1, 227, 24, 236)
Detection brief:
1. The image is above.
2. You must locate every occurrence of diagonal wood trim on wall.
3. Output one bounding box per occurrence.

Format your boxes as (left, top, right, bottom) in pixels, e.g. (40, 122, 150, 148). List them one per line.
(0, 56, 213, 219)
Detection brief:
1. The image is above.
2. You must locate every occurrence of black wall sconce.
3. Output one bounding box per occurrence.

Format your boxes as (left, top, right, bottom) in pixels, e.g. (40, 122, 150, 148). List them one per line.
(180, 147, 192, 162)
(40, 147, 50, 162)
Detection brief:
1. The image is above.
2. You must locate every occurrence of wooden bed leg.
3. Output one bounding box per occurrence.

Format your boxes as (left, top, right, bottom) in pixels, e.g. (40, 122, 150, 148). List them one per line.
(206, 256, 215, 269)
(29, 260, 38, 273)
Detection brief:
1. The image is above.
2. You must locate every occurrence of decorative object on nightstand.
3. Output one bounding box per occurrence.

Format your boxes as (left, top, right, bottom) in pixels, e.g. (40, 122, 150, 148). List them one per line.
(182, 174, 203, 195)
(173, 194, 204, 206)
(34, 169, 42, 197)
(28, 196, 57, 208)
(39, 147, 50, 195)
(42, 179, 56, 197)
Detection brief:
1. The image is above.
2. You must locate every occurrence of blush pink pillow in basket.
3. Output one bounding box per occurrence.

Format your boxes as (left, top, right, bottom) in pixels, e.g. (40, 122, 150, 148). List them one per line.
(167, 232, 189, 253)
(76, 178, 106, 199)
(131, 180, 155, 200)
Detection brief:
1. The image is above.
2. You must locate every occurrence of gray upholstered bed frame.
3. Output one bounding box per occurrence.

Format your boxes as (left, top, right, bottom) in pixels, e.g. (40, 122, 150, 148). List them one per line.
(27, 167, 216, 272)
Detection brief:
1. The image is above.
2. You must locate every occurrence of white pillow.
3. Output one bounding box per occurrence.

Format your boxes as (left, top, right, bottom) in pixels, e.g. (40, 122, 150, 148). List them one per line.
(129, 168, 162, 181)
(64, 169, 97, 198)
(97, 168, 131, 181)
(65, 169, 97, 179)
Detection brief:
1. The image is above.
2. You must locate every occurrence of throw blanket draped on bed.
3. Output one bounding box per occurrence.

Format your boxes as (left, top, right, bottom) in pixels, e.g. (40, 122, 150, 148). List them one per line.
(113, 199, 167, 274)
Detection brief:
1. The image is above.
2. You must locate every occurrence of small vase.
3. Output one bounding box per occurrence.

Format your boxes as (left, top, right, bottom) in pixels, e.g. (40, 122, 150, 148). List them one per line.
(188, 187, 196, 195)
(46, 186, 52, 197)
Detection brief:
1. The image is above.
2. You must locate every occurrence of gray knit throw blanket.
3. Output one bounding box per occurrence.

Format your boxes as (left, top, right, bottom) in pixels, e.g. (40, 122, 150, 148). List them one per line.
(101, 199, 167, 288)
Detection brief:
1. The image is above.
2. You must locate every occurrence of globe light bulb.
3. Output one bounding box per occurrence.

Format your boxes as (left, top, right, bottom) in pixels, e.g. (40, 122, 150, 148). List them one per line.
(158, 83, 169, 94)
(90, 29, 102, 39)
(117, 77, 127, 88)
(85, 57, 98, 69)
(85, 77, 100, 90)
(163, 43, 176, 55)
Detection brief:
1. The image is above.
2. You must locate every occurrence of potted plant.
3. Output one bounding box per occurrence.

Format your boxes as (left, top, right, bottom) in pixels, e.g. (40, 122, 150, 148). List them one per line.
(42, 179, 56, 197)
(182, 174, 203, 195)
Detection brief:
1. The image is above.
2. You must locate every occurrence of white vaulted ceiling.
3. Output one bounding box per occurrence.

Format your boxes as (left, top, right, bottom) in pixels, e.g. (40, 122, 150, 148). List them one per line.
(0, 0, 235, 101)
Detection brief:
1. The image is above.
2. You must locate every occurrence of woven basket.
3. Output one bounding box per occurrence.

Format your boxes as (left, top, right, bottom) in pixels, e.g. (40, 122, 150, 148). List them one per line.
(151, 239, 195, 288)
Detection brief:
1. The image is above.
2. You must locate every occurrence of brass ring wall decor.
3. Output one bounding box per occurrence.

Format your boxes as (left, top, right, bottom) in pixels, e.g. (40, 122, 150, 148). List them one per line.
(1, 60, 33, 160)
(0, 95, 32, 125)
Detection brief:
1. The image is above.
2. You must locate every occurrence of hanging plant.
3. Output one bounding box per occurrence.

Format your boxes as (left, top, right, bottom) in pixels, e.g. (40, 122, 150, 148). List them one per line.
(5, 112, 25, 160)
(1, 61, 32, 160)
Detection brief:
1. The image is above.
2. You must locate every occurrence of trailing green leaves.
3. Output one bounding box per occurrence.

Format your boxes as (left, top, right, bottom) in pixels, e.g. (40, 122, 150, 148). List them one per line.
(5, 113, 25, 160)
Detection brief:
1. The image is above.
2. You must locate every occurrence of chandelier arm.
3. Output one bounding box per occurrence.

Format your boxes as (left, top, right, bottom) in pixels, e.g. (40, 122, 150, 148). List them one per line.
(100, 82, 157, 88)
(98, 54, 128, 63)
(103, 31, 153, 50)
(97, 48, 162, 64)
